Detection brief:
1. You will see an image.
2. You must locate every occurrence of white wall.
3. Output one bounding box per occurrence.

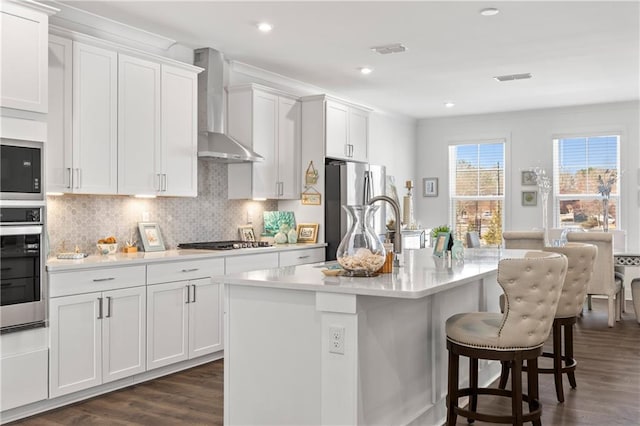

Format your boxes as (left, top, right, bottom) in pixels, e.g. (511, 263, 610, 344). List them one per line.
(415, 101, 640, 252)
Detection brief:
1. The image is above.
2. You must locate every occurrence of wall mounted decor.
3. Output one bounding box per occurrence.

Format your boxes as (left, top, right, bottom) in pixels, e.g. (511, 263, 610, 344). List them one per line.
(423, 177, 438, 197)
(521, 170, 537, 185)
(522, 191, 537, 206)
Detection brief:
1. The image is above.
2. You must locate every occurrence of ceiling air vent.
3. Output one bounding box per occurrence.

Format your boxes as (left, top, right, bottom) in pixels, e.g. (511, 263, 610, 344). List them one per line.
(371, 43, 407, 55)
(494, 73, 532, 82)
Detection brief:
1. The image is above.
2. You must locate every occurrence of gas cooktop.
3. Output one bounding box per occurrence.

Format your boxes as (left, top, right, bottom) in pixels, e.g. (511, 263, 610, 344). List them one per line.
(177, 240, 271, 250)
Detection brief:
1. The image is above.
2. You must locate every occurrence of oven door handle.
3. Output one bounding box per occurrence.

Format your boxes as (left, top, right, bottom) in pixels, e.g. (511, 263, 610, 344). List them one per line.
(0, 226, 43, 236)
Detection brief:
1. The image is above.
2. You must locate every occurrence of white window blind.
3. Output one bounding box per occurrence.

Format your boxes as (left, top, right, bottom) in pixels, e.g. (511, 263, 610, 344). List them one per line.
(449, 142, 505, 246)
(553, 135, 620, 229)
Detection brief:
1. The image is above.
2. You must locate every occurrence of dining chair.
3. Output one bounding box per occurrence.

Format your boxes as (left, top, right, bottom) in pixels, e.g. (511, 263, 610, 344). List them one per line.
(502, 231, 545, 250)
(566, 232, 622, 327)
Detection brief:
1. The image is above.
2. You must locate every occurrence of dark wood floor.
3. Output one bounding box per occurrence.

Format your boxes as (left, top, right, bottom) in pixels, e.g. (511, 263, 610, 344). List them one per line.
(10, 299, 639, 426)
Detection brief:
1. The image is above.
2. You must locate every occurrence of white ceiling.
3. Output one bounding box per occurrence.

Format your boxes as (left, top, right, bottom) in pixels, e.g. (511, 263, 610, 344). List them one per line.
(60, 1, 640, 119)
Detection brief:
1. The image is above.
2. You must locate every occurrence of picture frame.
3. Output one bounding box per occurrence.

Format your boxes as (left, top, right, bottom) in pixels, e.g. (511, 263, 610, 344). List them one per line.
(433, 231, 451, 257)
(138, 222, 165, 252)
(423, 177, 439, 197)
(521, 170, 537, 186)
(238, 225, 256, 242)
(297, 223, 319, 243)
(522, 190, 538, 206)
(301, 192, 321, 205)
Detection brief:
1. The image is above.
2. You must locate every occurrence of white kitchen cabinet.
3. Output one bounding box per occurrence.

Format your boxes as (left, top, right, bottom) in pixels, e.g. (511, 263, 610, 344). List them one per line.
(279, 247, 325, 267)
(0, 1, 56, 112)
(147, 259, 224, 370)
(72, 42, 118, 194)
(303, 95, 371, 163)
(49, 286, 146, 398)
(117, 54, 161, 195)
(225, 252, 279, 274)
(160, 65, 198, 196)
(47, 34, 73, 193)
(227, 84, 301, 200)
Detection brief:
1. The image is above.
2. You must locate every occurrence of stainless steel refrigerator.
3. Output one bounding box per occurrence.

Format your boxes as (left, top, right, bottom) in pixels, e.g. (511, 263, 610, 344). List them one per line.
(325, 160, 386, 261)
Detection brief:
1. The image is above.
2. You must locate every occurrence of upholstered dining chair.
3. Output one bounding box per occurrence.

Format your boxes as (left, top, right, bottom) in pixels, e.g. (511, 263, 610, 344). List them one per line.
(499, 243, 597, 403)
(446, 251, 567, 426)
(465, 231, 481, 248)
(502, 231, 545, 250)
(566, 232, 622, 327)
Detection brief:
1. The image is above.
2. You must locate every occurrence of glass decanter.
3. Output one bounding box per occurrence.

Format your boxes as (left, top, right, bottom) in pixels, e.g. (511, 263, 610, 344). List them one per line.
(336, 205, 386, 276)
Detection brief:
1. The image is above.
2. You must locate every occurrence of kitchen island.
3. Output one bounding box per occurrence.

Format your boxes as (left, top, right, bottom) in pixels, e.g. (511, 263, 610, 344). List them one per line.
(222, 248, 518, 426)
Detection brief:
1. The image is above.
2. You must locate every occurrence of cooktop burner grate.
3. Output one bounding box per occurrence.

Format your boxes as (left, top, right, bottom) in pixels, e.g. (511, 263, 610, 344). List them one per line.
(178, 240, 271, 250)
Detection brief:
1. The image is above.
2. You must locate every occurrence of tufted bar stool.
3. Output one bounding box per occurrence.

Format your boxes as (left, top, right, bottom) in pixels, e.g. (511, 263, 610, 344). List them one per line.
(502, 231, 545, 250)
(499, 243, 597, 403)
(446, 252, 567, 426)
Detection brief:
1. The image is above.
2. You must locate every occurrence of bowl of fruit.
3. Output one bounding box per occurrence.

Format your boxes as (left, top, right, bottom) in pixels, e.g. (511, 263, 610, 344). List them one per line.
(97, 236, 118, 255)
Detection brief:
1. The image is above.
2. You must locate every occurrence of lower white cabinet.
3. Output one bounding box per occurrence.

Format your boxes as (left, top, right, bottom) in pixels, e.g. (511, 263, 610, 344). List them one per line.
(49, 286, 146, 398)
(147, 277, 223, 370)
(279, 248, 325, 267)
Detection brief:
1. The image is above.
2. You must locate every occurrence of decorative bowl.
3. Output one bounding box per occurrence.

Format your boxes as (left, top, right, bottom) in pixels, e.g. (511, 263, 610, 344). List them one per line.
(97, 243, 118, 255)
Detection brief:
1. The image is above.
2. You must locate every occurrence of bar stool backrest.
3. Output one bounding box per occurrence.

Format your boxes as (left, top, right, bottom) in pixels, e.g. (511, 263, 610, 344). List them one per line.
(566, 232, 616, 297)
(543, 243, 597, 318)
(497, 251, 567, 349)
(502, 231, 545, 250)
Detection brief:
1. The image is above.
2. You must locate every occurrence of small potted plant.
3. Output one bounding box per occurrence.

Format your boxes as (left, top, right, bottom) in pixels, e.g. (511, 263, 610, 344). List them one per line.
(430, 225, 452, 249)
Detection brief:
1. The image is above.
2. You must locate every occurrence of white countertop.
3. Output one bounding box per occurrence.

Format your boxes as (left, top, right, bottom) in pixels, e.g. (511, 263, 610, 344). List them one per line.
(46, 243, 326, 272)
(222, 248, 526, 299)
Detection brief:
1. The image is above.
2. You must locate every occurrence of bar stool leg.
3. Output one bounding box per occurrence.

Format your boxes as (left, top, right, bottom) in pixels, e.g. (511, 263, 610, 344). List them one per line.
(565, 322, 577, 389)
(527, 357, 541, 426)
(552, 321, 565, 403)
(447, 349, 459, 426)
(498, 361, 510, 389)
(511, 357, 523, 426)
(469, 357, 478, 423)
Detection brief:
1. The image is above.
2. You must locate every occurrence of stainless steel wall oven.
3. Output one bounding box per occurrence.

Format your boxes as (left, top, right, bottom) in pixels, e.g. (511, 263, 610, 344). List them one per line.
(0, 206, 46, 332)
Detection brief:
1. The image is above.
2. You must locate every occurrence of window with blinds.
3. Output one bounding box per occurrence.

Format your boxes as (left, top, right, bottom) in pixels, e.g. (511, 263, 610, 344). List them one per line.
(449, 142, 505, 246)
(553, 135, 620, 230)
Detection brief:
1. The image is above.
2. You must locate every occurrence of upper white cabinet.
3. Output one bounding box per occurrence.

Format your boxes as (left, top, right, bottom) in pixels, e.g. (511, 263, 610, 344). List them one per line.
(47, 31, 200, 196)
(227, 84, 301, 200)
(303, 95, 371, 163)
(72, 42, 118, 194)
(0, 0, 57, 113)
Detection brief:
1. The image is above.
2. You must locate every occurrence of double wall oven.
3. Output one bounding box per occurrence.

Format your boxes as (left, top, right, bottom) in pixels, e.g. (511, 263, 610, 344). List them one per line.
(1, 137, 46, 332)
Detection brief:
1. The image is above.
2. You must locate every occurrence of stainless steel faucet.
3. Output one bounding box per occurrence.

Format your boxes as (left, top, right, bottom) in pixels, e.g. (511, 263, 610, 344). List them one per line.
(368, 195, 402, 261)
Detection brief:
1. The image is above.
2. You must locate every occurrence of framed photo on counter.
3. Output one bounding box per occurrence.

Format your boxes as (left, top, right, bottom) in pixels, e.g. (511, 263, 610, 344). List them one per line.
(238, 225, 256, 242)
(433, 232, 450, 257)
(138, 222, 165, 252)
(297, 223, 319, 243)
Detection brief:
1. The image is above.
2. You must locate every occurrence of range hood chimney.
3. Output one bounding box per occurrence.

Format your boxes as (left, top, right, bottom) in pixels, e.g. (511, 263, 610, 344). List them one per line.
(194, 48, 263, 162)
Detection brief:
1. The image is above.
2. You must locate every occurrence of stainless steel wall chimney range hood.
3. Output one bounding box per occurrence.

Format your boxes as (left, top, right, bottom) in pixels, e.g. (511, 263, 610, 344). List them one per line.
(194, 48, 263, 162)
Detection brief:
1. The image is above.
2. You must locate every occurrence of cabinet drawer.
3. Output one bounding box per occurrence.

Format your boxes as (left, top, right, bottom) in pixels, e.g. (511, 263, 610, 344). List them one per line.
(147, 258, 224, 285)
(49, 265, 146, 298)
(225, 252, 279, 274)
(279, 248, 325, 267)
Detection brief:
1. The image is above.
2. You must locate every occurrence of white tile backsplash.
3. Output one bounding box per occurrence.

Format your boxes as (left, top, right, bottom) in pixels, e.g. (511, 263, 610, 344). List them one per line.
(46, 160, 277, 254)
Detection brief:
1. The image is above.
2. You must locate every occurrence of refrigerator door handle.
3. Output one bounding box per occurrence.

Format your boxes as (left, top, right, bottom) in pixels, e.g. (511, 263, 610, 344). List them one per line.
(363, 170, 373, 205)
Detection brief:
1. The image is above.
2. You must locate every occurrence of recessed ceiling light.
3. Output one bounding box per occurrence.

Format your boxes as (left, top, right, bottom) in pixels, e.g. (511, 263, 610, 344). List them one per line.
(257, 22, 273, 32)
(444, 102, 455, 108)
(359, 67, 373, 75)
(480, 8, 500, 16)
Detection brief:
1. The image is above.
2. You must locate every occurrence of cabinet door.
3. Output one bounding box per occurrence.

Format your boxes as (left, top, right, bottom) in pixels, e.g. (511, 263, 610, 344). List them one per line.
(102, 286, 146, 383)
(47, 35, 73, 193)
(118, 54, 161, 195)
(50, 293, 102, 397)
(349, 107, 369, 163)
(147, 281, 189, 370)
(252, 91, 279, 199)
(188, 278, 223, 358)
(162, 65, 198, 197)
(72, 42, 118, 194)
(325, 100, 349, 160)
(277, 97, 301, 199)
(0, 2, 49, 112)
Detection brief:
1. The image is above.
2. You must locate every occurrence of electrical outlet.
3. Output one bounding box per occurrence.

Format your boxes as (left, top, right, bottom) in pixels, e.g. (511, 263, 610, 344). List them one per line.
(142, 211, 150, 222)
(329, 326, 345, 355)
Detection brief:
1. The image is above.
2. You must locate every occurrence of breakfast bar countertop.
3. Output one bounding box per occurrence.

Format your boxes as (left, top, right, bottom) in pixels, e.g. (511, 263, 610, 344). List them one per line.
(46, 243, 326, 272)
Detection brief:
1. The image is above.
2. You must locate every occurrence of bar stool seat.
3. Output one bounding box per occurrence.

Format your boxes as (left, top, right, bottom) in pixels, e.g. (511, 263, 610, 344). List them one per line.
(446, 252, 568, 426)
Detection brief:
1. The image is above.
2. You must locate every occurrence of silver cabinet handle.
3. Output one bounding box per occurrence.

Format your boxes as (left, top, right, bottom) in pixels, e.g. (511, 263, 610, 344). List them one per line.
(66, 168, 72, 189)
(92, 277, 115, 282)
(345, 144, 350, 157)
(192, 284, 196, 303)
(77, 168, 82, 189)
(97, 297, 103, 319)
(349, 144, 354, 157)
(181, 268, 199, 273)
(106, 296, 112, 318)
(186, 285, 190, 304)
(162, 174, 167, 191)
(298, 255, 310, 259)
